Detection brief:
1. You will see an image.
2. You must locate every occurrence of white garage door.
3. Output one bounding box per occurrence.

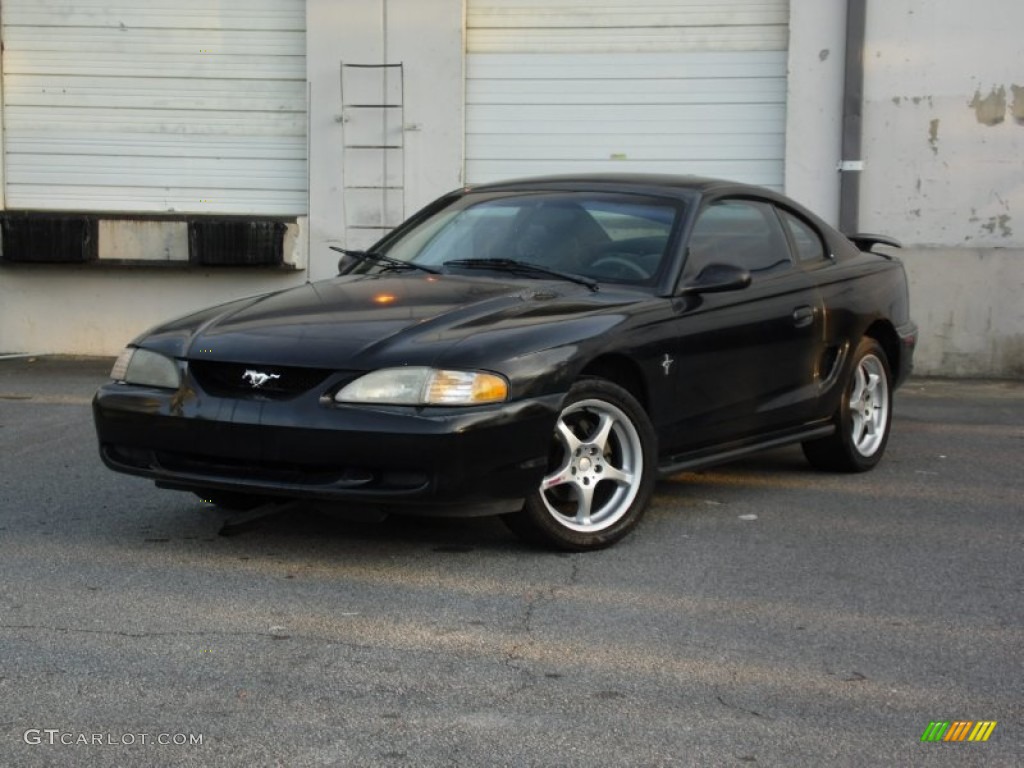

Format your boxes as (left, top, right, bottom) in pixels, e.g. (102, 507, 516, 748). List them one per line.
(0, 0, 307, 215)
(466, 0, 789, 189)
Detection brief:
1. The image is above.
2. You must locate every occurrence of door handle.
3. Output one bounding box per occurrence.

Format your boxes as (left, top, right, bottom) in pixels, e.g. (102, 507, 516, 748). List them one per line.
(792, 305, 815, 328)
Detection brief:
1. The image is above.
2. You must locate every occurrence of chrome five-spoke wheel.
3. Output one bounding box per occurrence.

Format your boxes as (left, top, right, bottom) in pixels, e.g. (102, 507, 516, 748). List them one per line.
(540, 398, 643, 533)
(803, 337, 893, 472)
(503, 378, 656, 551)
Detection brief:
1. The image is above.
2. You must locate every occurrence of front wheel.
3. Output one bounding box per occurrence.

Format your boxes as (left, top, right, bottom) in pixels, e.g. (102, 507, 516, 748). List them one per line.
(803, 338, 893, 472)
(502, 379, 657, 551)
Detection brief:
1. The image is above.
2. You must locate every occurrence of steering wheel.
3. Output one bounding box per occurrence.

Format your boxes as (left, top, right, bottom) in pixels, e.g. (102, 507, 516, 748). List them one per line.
(589, 255, 650, 281)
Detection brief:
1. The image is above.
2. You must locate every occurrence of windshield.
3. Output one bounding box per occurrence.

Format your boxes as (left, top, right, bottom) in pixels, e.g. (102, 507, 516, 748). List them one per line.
(370, 191, 683, 286)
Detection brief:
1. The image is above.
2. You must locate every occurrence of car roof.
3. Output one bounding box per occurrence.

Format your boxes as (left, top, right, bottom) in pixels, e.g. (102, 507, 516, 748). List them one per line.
(465, 173, 861, 258)
(467, 173, 777, 201)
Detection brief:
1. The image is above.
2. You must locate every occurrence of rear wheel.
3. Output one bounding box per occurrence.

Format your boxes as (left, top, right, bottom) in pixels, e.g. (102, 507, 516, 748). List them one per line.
(803, 337, 892, 472)
(502, 379, 657, 551)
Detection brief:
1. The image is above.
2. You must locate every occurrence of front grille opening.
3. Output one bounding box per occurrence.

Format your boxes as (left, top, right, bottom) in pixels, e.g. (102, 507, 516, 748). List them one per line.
(189, 360, 333, 400)
(154, 451, 429, 491)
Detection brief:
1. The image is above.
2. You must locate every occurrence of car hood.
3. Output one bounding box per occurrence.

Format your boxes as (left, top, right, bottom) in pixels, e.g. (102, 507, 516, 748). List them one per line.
(137, 274, 622, 369)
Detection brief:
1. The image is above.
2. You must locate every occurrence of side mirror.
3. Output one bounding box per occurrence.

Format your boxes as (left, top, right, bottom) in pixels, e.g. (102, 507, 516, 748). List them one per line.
(332, 247, 360, 276)
(679, 263, 752, 295)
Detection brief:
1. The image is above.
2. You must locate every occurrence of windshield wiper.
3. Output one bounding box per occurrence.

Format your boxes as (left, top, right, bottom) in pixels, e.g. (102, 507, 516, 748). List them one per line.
(329, 246, 441, 275)
(443, 258, 598, 292)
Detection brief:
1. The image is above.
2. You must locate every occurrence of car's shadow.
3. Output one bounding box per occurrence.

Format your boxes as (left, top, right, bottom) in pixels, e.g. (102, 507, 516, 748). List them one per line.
(658, 445, 814, 485)
(206, 501, 528, 555)
(198, 447, 813, 549)
(150, 446, 817, 554)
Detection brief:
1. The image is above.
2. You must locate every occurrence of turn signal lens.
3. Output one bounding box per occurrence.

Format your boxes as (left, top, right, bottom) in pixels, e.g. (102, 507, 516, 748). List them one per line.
(110, 347, 135, 381)
(425, 370, 508, 404)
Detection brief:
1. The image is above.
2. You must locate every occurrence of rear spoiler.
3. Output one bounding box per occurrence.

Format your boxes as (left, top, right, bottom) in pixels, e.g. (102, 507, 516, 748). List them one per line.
(848, 233, 902, 257)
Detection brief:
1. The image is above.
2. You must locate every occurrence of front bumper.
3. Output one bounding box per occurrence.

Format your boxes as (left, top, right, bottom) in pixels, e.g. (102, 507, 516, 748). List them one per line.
(93, 379, 563, 517)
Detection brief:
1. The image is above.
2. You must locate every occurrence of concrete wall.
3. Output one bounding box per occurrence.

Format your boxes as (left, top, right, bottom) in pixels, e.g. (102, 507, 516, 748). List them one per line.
(900, 248, 1024, 378)
(861, 0, 1024, 377)
(784, 0, 847, 225)
(0, 219, 309, 356)
(0, 268, 309, 357)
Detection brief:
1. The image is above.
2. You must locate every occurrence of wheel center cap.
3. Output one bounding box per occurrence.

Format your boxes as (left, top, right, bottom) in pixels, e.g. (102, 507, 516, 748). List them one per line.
(578, 456, 593, 472)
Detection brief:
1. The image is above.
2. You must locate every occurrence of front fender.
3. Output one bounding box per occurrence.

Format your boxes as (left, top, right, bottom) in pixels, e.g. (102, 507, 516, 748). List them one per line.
(438, 313, 630, 400)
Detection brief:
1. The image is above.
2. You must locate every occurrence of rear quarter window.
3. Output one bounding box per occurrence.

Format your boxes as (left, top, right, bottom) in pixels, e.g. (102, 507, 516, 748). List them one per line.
(779, 209, 828, 263)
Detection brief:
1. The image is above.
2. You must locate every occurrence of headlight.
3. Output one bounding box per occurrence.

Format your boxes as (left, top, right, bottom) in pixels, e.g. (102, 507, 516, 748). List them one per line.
(110, 347, 181, 389)
(336, 367, 508, 406)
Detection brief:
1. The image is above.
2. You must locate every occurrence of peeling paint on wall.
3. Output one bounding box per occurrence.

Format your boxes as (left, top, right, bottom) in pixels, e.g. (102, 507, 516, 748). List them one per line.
(1012, 85, 1024, 125)
(969, 86, 1006, 126)
(928, 119, 939, 154)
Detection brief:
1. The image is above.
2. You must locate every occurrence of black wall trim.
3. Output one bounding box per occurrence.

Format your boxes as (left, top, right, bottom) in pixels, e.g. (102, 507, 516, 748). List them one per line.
(0, 213, 296, 268)
(0, 213, 97, 263)
(188, 219, 287, 266)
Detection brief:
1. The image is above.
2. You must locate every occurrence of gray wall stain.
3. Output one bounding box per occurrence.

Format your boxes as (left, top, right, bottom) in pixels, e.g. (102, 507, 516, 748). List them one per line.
(818, 49, 830, 62)
(969, 86, 1006, 125)
(889, 95, 933, 107)
(928, 118, 940, 154)
(1011, 85, 1024, 125)
(980, 215, 1013, 238)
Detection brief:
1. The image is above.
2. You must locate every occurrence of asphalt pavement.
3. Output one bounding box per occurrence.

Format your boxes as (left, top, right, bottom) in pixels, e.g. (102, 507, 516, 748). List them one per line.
(1, 357, 1021, 767)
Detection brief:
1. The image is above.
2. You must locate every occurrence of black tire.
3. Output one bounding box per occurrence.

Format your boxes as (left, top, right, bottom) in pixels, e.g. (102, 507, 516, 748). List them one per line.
(501, 379, 657, 551)
(194, 490, 270, 511)
(802, 337, 893, 472)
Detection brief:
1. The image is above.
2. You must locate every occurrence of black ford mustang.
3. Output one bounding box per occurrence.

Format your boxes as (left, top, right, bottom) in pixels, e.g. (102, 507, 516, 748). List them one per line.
(94, 175, 917, 550)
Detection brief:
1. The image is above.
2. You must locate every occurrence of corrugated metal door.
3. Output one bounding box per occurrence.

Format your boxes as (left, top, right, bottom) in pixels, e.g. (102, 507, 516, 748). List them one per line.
(1, 0, 307, 215)
(466, 0, 789, 188)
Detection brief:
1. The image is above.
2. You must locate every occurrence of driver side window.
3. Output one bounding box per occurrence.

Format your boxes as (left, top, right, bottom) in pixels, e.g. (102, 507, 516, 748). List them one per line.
(687, 200, 792, 278)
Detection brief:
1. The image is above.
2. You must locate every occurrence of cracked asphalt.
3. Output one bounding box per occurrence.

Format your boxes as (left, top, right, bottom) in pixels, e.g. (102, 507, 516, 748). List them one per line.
(1, 357, 1021, 767)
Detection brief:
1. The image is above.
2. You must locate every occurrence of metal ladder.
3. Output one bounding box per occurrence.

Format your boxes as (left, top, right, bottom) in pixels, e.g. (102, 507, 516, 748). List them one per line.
(340, 63, 405, 250)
